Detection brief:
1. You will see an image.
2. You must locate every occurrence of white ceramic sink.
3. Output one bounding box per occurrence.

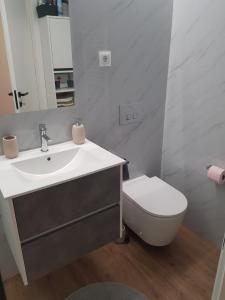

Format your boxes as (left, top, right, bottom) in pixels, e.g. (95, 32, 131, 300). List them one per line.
(0, 140, 124, 199)
(12, 148, 99, 176)
(12, 148, 79, 175)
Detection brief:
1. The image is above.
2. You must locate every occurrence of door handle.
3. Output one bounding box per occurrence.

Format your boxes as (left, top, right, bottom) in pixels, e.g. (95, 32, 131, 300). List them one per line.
(8, 90, 19, 110)
(18, 91, 29, 98)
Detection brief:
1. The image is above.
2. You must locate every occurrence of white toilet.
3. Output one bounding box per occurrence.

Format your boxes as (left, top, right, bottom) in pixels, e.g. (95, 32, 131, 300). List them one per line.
(123, 175, 188, 246)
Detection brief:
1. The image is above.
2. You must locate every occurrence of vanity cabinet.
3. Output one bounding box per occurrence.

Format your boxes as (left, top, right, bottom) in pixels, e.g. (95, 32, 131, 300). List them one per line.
(1, 166, 122, 284)
(13, 167, 120, 242)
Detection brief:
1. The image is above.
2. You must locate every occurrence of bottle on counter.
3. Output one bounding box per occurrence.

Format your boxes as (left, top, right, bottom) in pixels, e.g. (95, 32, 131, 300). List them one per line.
(57, 0, 63, 16)
(62, 0, 69, 16)
(72, 119, 86, 145)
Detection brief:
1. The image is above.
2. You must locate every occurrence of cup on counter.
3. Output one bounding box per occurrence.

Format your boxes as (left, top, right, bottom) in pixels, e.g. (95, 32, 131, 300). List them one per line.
(2, 136, 19, 159)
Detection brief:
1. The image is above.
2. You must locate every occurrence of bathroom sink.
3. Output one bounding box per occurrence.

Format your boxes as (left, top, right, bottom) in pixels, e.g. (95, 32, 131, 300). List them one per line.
(0, 140, 125, 199)
(13, 148, 90, 175)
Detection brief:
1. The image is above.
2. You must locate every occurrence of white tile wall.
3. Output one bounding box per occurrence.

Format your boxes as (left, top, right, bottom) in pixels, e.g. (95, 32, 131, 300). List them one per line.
(162, 0, 225, 246)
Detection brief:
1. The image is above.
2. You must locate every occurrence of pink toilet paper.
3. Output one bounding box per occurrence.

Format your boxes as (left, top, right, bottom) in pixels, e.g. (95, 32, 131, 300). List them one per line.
(207, 166, 225, 185)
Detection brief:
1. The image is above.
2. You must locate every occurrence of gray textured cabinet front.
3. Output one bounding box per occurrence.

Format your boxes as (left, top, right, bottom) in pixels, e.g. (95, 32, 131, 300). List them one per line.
(22, 205, 120, 281)
(9, 166, 121, 283)
(13, 167, 120, 242)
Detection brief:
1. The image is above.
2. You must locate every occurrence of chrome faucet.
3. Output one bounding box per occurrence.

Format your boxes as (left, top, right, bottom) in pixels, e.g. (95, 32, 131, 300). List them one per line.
(39, 124, 52, 152)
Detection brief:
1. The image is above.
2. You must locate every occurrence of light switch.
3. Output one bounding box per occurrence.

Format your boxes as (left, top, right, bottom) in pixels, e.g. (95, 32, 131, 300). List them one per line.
(133, 113, 138, 119)
(126, 114, 132, 120)
(99, 51, 111, 67)
(119, 103, 142, 125)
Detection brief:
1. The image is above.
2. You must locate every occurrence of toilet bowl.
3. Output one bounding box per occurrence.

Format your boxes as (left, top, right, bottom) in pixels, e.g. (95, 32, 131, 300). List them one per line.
(123, 176, 188, 246)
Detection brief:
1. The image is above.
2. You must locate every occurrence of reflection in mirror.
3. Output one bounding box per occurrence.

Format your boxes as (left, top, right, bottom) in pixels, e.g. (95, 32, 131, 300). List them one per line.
(0, 0, 75, 116)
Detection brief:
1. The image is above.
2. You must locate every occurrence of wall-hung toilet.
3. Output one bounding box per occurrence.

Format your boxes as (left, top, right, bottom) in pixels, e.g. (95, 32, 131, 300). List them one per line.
(123, 176, 188, 246)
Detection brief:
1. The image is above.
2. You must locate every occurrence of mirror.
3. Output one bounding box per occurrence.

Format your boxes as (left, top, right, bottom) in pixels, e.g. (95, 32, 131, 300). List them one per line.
(0, 0, 75, 115)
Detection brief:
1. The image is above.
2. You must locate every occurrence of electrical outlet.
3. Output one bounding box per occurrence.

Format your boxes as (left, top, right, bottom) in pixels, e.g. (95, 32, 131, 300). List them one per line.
(119, 103, 142, 125)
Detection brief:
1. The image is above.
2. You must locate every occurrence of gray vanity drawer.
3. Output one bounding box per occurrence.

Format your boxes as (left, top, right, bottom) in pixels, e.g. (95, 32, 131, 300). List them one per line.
(13, 166, 120, 242)
(22, 205, 120, 282)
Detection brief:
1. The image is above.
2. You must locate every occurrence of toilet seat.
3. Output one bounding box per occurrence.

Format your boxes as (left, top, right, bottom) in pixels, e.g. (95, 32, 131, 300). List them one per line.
(123, 176, 188, 218)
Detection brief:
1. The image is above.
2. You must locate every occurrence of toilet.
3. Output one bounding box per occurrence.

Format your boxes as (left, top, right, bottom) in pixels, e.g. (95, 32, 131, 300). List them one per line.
(123, 175, 188, 246)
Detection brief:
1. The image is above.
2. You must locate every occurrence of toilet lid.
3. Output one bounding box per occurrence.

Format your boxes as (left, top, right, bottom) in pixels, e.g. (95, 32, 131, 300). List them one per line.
(123, 176, 188, 217)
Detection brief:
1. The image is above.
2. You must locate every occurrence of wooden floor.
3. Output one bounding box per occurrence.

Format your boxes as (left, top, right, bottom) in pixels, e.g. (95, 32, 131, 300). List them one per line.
(4, 226, 219, 300)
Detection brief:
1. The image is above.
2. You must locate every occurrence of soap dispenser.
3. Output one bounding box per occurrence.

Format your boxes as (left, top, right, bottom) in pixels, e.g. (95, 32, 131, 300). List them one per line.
(72, 119, 86, 145)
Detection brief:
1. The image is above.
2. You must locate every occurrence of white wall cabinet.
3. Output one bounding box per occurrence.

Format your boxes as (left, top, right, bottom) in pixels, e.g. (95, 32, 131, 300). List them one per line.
(39, 16, 74, 109)
(49, 17, 73, 69)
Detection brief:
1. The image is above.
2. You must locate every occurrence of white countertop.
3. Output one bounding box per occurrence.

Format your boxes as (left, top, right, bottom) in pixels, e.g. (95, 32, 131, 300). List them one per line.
(0, 139, 125, 199)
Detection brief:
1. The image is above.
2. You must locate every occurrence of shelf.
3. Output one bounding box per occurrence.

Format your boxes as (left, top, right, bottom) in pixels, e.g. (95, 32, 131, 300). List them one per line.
(46, 16, 70, 21)
(57, 103, 74, 108)
(56, 88, 75, 94)
(54, 70, 73, 74)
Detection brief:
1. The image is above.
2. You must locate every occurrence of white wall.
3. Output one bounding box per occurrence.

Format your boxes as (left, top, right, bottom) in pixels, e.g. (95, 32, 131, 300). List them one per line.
(162, 0, 225, 246)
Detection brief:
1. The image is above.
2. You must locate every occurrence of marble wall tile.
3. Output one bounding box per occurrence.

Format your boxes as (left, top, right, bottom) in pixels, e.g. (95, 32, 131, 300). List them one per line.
(162, 0, 225, 246)
(0, 0, 173, 279)
(71, 0, 173, 176)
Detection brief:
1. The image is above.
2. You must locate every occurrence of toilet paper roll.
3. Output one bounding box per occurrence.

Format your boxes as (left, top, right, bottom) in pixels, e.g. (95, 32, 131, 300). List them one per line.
(207, 166, 225, 185)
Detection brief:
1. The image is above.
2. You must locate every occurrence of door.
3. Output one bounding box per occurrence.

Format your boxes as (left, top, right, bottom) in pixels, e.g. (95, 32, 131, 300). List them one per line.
(0, 14, 15, 115)
(212, 235, 225, 300)
(0, 0, 39, 112)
